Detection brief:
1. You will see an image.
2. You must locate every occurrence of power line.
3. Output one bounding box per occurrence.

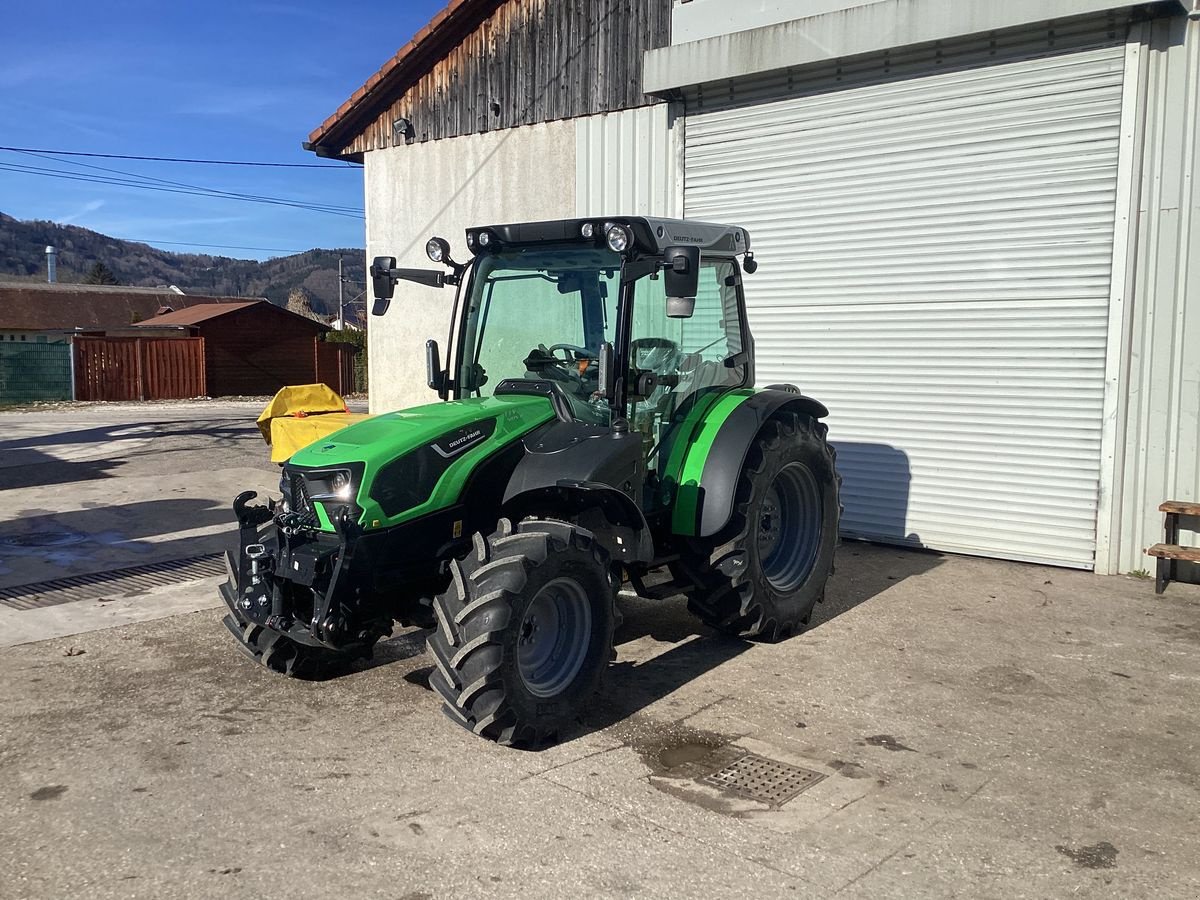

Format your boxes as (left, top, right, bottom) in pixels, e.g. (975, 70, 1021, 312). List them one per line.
(0, 162, 364, 219)
(0, 145, 359, 169)
(119, 238, 309, 254)
(12, 149, 362, 213)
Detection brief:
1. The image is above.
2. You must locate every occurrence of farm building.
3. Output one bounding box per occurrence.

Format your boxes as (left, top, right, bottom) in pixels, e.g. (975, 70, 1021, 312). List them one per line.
(305, 0, 1200, 576)
(0, 281, 250, 342)
(0, 282, 253, 404)
(136, 301, 355, 397)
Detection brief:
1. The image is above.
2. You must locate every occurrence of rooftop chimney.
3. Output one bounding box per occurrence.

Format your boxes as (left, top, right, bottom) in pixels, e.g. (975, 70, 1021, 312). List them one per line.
(45, 245, 57, 283)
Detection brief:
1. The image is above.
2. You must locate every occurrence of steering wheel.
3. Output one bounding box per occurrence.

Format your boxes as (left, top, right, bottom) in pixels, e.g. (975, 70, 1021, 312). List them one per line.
(547, 343, 593, 363)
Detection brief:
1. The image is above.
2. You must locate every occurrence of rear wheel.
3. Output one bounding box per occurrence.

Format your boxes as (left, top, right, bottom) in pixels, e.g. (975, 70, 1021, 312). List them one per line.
(426, 518, 615, 747)
(674, 412, 840, 641)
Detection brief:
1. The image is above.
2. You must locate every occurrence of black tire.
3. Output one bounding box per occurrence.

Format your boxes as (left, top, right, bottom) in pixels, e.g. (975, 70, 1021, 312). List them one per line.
(222, 614, 374, 678)
(674, 412, 840, 642)
(426, 517, 615, 747)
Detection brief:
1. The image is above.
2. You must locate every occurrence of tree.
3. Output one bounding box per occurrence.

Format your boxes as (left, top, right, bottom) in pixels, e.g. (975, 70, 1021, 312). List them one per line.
(287, 286, 322, 321)
(84, 261, 120, 285)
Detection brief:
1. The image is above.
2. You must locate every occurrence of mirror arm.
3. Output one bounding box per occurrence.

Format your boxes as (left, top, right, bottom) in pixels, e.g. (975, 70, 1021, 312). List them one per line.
(392, 268, 446, 289)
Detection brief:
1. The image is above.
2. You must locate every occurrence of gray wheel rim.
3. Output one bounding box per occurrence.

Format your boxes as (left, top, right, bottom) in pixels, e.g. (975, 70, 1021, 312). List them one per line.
(757, 462, 824, 593)
(516, 576, 593, 698)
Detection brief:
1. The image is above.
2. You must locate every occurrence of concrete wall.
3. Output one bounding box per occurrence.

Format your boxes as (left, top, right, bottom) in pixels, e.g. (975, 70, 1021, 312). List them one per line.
(648, 0, 1152, 93)
(672, 0, 882, 44)
(1104, 12, 1200, 575)
(363, 120, 577, 412)
(364, 106, 680, 412)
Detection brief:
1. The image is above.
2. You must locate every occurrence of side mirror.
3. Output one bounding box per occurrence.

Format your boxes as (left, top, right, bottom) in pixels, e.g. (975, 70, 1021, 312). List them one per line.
(370, 256, 396, 316)
(426, 339, 446, 396)
(663, 246, 700, 318)
(597, 341, 614, 399)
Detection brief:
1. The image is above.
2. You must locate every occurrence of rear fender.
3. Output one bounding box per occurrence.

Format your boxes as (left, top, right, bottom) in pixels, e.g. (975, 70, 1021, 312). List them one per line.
(502, 481, 654, 564)
(673, 389, 829, 538)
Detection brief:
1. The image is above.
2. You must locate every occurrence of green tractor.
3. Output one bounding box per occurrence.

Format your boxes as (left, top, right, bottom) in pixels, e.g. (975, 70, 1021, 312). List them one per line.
(222, 216, 839, 747)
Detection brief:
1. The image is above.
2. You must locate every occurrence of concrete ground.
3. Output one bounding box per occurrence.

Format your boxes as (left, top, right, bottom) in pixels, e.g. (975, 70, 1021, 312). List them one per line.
(0, 400, 360, 645)
(1, 402, 1198, 898)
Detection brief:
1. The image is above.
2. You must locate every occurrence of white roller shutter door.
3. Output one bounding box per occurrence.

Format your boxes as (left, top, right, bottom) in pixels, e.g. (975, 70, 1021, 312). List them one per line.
(684, 45, 1126, 567)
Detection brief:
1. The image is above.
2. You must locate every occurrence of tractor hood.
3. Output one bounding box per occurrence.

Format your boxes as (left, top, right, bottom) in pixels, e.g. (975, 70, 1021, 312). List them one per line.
(287, 394, 556, 530)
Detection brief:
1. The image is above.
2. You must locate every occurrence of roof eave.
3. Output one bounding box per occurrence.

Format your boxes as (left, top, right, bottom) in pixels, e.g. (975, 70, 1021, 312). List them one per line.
(304, 0, 504, 157)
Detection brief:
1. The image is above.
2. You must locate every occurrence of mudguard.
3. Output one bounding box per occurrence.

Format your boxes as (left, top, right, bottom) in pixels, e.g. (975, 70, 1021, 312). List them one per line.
(501, 420, 654, 563)
(669, 388, 829, 538)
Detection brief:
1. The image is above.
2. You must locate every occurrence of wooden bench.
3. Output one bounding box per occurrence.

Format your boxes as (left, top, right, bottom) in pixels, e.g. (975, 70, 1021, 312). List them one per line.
(1146, 501, 1200, 594)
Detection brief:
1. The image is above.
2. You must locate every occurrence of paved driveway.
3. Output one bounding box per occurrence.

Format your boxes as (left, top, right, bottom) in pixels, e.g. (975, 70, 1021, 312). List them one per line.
(1, 401, 1197, 898)
(1, 542, 1197, 898)
(0, 401, 355, 645)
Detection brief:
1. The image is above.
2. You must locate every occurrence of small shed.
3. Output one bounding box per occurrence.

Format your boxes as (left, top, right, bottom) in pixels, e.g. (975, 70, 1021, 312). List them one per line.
(136, 301, 339, 396)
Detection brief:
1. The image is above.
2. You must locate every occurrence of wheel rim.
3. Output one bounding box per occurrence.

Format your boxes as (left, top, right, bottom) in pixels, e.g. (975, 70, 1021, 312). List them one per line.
(757, 462, 824, 592)
(516, 576, 593, 698)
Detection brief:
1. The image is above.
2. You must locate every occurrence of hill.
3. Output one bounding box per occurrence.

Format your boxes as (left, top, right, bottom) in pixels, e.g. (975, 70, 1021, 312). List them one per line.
(0, 212, 365, 317)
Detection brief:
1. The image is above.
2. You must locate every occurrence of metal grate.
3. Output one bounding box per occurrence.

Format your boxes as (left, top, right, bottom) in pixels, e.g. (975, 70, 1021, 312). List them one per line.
(703, 753, 826, 807)
(0, 554, 226, 611)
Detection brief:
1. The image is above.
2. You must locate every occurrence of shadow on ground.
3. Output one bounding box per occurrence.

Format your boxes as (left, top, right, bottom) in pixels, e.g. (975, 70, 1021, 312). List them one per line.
(289, 541, 945, 749)
(0, 418, 266, 490)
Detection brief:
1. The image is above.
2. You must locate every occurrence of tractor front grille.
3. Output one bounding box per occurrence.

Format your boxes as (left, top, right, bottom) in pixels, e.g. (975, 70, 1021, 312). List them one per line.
(290, 474, 321, 529)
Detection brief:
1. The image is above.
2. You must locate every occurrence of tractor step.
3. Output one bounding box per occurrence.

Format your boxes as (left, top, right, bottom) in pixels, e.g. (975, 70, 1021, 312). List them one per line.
(627, 572, 692, 601)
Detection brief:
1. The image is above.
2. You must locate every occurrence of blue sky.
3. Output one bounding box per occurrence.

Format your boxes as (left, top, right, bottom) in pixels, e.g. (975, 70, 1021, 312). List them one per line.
(0, 1, 446, 259)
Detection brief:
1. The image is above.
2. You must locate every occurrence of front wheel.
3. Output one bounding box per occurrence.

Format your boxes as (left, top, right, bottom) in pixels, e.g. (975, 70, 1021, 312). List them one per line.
(673, 412, 840, 642)
(426, 518, 615, 747)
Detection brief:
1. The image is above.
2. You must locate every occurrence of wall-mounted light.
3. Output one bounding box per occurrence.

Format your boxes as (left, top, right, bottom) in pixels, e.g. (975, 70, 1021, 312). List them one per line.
(392, 117, 414, 145)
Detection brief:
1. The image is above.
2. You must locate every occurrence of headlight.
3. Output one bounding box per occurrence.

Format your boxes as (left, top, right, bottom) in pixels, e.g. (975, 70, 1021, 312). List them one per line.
(580, 222, 595, 239)
(426, 237, 449, 263)
(306, 468, 356, 502)
(605, 224, 630, 253)
(478, 230, 492, 247)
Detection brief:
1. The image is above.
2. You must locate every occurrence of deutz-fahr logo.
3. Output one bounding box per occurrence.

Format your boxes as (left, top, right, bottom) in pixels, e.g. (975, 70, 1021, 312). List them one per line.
(430, 418, 497, 459)
(671, 234, 703, 243)
(448, 428, 483, 450)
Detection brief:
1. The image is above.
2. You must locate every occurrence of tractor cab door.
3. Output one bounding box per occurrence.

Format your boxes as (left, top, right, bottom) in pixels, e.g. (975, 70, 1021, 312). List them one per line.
(627, 259, 750, 511)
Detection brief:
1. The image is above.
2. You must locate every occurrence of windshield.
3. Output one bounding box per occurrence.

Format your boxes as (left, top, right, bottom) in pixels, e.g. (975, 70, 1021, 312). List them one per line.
(457, 247, 621, 422)
(455, 246, 747, 448)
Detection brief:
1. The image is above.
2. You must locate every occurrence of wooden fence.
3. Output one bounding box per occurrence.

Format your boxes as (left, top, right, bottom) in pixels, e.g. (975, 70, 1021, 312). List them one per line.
(315, 341, 359, 396)
(74, 337, 206, 401)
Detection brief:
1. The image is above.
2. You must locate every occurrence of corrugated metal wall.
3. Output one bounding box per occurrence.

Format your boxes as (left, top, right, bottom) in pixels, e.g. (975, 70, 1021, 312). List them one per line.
(1107, 12, 1200, 574)
(684, 36, 1128, 567)
(576, 105, 681, 218)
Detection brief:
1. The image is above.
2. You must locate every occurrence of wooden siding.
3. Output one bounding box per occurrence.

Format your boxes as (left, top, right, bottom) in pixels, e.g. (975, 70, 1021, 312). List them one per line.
(340, 0, 671, 156)
(315, 341, 358, 396)
(196, 305, 326, 397)
(74, 337, 206, 402)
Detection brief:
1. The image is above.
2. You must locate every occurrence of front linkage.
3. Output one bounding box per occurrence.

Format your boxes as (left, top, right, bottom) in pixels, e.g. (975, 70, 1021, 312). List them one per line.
(220, 490, 390, 675)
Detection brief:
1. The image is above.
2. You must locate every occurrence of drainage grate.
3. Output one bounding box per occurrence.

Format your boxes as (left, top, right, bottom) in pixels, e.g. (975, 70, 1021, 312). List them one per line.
(703, 753, 827, 807)
(0, 554, 226, 611)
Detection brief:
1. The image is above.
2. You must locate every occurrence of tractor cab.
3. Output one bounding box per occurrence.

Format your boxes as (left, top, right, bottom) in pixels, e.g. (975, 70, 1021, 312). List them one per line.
(371, 217, 757, 512)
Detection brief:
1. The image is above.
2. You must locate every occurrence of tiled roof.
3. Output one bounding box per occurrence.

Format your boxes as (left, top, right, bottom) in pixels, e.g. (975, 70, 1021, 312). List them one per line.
(134, 300, 329, 330)
(305, 0, 495, 155)
(0, 282, 254, 331)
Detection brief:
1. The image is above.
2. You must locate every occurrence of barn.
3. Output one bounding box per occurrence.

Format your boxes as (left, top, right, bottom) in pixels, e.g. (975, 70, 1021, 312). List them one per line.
(304, 0, 1200, 576)
(136, 301, 353, 397)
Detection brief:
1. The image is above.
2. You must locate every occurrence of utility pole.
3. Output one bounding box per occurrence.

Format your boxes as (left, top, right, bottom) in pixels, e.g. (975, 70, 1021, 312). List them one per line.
(337, 256, 344, 330)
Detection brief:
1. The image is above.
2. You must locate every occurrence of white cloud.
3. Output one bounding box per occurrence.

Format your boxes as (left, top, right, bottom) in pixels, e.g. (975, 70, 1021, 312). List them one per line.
(58, 199, 106, 224)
